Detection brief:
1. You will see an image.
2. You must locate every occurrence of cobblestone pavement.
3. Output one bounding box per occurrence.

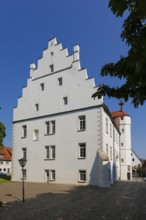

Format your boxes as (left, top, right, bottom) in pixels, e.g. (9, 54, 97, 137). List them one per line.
(0, 181, 146, 220)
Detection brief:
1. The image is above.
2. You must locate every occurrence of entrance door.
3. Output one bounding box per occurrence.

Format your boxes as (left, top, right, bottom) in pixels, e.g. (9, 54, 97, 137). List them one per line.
(127, 172, 131, 180)
(45, 170, 49, 183)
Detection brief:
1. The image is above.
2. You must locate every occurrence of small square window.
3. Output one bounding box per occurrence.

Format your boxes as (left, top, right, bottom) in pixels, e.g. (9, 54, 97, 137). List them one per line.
(22, 125, 27, 138)
(63, 97, 68, 105)
(58, 77, 63, 86)
(50, 64, 54, 72)
(35, 104, 39, 111)
(40, 83, 44, 91)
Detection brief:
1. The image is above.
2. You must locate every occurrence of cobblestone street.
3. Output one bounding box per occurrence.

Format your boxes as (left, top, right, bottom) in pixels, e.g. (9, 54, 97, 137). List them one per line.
(0, 181, 146, 220)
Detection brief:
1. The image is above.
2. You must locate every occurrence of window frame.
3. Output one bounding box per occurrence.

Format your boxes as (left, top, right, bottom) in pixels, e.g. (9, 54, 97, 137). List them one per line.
(78, 115, 86, 131)
(45, 145, 56, 160)
(79, 143, 86, 159)
(45, 120, 56, 135)
(22, 125, 27, 138)
(79, 170, 86, 183)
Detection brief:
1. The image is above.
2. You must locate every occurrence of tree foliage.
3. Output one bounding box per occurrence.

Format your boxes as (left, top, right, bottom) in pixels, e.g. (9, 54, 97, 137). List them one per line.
(93, 0, 146, 107)
(0, 122, 6, 146)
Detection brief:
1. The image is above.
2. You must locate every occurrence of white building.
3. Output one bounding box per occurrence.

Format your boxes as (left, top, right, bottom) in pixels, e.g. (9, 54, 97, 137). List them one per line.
(112, 108, 132, 180)
(12, 37, 131, 187)
(0, 147, 12, 176)
(131, 149, 142, 175)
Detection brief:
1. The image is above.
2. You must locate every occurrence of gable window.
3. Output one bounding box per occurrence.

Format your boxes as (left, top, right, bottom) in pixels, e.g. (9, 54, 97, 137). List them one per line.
(0, 154, 4, 158)
(58, 77, 63, 86)
(78, 115, 86, 131)
(45, 121, 56, 135)
(79, 170, 86, 182)
(22, 148, 27, 159)
(40, 83, 44, 91)
(45, 146, 55, 160)
(35, 103, 39, 111)
(50, 64, 54, 72)
(63, 96, 68, 105)
(22, 125, 27, 138)
(79, 143, 86, 159)
(33, 129, 39, 141)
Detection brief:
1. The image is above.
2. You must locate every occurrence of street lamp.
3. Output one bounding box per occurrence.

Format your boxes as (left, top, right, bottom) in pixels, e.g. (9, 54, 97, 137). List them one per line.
(18, 158, 27, 202)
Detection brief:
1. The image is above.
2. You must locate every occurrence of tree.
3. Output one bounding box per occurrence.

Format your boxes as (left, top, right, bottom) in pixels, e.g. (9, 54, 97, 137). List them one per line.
(92, 0, 146, 107)
(0, 122, 6, 146)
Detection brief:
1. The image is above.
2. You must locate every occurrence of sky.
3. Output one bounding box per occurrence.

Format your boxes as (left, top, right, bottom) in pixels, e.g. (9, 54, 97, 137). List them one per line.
(0, 0, 145, 158)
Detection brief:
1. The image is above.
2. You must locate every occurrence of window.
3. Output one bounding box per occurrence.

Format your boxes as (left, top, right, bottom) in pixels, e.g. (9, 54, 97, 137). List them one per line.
(106, 118, 108, 133)
(58, 77, 63, 86)
(0, 162, 3, 164)
(50, 170, 55, 181)
(78, 115, 86, 131)
(63, 96, 68, 105)
(106, 144, 108, 157)
(110, 147, 112, 160)
(6, 161, 9, 164)
(40, 83, 44, 91)
(33, 129, 39, 141)
(79, 170, 86, 182)
(121, 142, 124, 147)
(132, 158, 135, 161)
(22, 125, 27, 138)
(0, 154, 4, 158)
(51, 52, 54, 56)
(121, 159, 124, 163)
(45, 121, 56, 135)
(79, 143, 86, 159)
(35, 103, 39, 111)
(121, 116, 123, 120)
(22, 148, 27, 159)
(45, 146, 55, 160)
(121, 128, 124, 133)
(3, 168, 6, 171)
(110, 124, 112, 137)
(127, 166, 131, 171)
(50, 64, 54, 72)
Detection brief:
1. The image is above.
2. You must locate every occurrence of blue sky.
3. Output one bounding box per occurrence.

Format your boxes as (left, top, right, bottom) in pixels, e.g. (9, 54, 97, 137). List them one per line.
(0, 0, 145, 158)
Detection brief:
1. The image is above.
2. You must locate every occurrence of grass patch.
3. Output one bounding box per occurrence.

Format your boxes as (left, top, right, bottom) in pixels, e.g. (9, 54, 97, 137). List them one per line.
(0, 176, 11, 182)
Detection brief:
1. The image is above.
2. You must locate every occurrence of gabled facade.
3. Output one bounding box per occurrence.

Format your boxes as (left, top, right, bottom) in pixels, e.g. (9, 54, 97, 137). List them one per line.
(12, 37, 131, 186)
(0, 147, 12, 175)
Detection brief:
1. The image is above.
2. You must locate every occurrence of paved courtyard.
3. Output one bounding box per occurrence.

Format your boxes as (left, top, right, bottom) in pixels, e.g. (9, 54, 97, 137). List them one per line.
(0, 181, 146, 220)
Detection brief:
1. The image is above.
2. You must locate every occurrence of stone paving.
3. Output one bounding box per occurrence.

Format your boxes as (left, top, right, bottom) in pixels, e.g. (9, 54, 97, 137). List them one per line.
(0, 181, 146, 220)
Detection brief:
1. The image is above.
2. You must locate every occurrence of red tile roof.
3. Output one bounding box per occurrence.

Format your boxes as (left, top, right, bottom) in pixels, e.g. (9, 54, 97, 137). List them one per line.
(0, 147, 12, 161)
(111, 111, 130, 119)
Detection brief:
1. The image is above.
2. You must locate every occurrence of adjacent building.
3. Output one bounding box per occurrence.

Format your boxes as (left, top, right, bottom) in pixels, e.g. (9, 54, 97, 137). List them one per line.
(0, 147, 12, 175)
(11, 37, 132, 187)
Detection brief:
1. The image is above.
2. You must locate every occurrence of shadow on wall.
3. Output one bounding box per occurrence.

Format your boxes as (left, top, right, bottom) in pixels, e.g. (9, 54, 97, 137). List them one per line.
(89, 151, 117, 187)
